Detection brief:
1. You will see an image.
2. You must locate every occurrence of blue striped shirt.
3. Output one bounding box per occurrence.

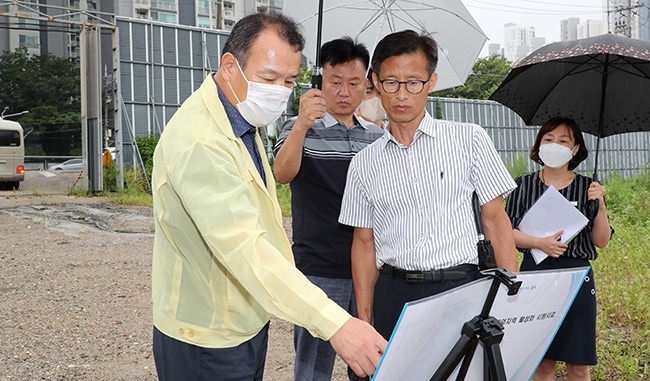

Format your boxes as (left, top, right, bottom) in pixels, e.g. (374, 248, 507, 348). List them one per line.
(338, 112, 517, 271)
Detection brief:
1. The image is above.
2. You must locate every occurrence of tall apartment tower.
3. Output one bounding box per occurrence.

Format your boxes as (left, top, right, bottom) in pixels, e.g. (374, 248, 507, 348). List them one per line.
(0, 0, 98, 58)
(104, 0, 282, 30)
(577, 19, 605, 39)
(560, 17, 580, 41)
(0, 0, 283, 60)
(503, 23, 538, 63)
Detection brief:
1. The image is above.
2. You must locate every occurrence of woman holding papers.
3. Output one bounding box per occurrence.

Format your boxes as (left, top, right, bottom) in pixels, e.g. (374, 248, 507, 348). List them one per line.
(505, 117, 613, 381)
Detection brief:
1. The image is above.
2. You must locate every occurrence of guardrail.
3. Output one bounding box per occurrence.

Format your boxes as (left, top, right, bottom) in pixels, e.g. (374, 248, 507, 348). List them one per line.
(25, 156, 82, 171)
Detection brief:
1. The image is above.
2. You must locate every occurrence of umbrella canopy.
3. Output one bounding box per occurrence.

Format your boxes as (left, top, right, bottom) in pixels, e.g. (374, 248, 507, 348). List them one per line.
(489, 33, 650, 179)
(282, 0, 487, 91)
(490, 33, 650, 139)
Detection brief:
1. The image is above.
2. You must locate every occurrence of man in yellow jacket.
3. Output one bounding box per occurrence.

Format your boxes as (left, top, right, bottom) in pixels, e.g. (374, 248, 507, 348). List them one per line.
(151, 13, 386, 380)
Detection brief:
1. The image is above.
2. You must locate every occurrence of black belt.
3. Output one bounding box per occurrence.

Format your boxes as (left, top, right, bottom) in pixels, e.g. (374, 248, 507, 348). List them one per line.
(381, 264, 477, 283)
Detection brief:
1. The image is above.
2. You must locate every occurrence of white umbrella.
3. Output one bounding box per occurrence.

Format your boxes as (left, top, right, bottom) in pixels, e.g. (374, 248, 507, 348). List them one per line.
(282, 0, 487, 91)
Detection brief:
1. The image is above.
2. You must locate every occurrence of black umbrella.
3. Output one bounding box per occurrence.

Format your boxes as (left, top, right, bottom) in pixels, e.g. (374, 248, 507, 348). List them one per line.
(489, 33, 650, 182)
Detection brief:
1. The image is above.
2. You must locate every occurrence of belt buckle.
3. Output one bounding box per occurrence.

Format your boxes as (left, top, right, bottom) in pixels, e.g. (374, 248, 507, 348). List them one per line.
(405, 272, 424, 282)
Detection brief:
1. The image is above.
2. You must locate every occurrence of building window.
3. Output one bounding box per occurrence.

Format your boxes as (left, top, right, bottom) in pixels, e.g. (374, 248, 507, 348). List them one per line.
(223, 3, 234, 18)
(18, 18, 39, 29)
(19, 34, 40, 49)
(151, 0, 177, 12)
(151, 11, 177, 23)
(198, 17, 214, 28)
(224, 20, 234, 31)
(198, 0, 214, 15)
(23, 0, 39, 11)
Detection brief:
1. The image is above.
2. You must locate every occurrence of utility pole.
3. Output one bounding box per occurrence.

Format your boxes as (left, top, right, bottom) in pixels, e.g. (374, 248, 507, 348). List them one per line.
(103, 65, 113, 149)
(606, 0, 646, 38)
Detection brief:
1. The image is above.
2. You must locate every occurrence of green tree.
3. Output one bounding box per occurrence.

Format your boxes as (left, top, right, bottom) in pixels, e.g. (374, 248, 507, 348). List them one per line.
(431, 55, 512, 100)
(0, 48, 81, 155)
(291, 63, 313, 114)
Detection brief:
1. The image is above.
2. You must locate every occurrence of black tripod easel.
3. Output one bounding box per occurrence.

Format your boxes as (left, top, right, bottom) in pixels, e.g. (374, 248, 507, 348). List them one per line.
(430, 268, 523, 381)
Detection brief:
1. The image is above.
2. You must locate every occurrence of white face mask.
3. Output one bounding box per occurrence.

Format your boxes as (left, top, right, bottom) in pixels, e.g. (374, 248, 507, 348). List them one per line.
(357, 96, 386, 124)
(228, 59, 293, 128)
(539, 143, 575, 169)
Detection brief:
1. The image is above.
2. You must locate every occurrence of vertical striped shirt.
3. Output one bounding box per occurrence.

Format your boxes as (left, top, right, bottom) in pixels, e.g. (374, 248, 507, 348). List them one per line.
(505, 172, 613, 260)
(338, 112, 517, 271)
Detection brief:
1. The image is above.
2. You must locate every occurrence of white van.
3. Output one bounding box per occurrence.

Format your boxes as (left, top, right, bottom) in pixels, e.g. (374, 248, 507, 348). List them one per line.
(0, 118, 25, 190)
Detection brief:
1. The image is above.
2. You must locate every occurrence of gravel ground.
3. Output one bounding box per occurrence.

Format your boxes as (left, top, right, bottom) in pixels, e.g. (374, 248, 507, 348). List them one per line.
(0, 171, 348, 380)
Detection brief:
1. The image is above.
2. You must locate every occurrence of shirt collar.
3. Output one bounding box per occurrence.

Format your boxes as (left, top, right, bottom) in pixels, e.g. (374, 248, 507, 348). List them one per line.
(214, 76, 255, 138)
(380, 111, 436, 148)
(318, 112, 374, 130)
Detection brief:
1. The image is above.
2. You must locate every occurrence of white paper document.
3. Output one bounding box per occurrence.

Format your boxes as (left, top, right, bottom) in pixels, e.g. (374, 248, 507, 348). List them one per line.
(517, 185, 589, 264)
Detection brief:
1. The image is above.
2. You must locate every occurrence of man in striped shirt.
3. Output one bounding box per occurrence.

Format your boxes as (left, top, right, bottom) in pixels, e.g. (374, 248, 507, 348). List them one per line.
(338, 30, 519, 342)
(274, 37, 384, 381)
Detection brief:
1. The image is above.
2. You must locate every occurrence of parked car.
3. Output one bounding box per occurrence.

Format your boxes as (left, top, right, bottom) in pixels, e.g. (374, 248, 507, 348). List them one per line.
(50, 158, 84, 172)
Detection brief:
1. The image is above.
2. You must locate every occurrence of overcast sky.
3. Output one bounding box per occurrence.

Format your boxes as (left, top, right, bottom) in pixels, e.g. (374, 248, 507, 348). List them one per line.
(462, 0, 608, 56)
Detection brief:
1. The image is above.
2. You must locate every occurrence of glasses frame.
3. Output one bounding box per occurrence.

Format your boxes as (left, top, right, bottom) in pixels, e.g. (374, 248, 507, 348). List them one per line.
(378, 78, 430, 94)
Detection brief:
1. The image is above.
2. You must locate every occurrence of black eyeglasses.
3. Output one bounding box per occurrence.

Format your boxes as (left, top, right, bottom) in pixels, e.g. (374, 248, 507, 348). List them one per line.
(378, 78, 430, 94)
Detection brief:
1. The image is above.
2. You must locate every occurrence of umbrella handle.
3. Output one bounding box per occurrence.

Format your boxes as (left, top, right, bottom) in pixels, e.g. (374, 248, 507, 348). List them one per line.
(586, 199, 599, 220)
(311, 73, 322, 90)
(585, 172, 599, 219)
(311, 66, 322, 89)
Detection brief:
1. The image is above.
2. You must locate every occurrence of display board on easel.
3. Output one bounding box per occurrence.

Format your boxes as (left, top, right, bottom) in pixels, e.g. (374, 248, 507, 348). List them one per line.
(373, 267, 589, 381)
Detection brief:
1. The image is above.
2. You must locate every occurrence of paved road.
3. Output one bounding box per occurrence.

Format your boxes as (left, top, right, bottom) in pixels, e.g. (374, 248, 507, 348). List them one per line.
(2, 170, 83, 195)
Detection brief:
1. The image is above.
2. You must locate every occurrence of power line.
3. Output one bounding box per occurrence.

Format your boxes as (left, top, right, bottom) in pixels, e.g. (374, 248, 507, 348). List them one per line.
(466, 0, 604, 16)
(466, 4, 603, 17)
(517, 0, 603, 9)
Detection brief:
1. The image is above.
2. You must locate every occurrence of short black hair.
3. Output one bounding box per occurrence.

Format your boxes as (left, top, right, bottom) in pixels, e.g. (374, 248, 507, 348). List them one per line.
(530, 116, 589, 171)
(223, 13, 304, 68)
(320, 36, 369, 70)
(371, 30, 438, 78)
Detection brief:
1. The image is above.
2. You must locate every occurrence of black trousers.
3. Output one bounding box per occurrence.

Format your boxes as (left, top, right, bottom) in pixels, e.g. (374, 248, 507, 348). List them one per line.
(153, 324, 269, 381)
(350, 269, 478, 381)
(373, 268, 479, 341)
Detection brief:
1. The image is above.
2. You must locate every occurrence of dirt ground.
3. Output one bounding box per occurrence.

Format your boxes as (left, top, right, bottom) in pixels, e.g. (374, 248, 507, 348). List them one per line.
(0, 171, 348, 380)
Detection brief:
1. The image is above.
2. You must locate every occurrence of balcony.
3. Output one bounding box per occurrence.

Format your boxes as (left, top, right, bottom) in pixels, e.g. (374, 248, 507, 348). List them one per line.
(223, 9, 235, 20)
(134, 0, 150, 12)
(256, 0, 269, 9)
(150, 0, 177, 12)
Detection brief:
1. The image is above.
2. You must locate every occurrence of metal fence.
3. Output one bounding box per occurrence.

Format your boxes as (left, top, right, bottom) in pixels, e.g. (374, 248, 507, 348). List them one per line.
(431, 97, 650, 179)
(115, 17, 229, 166)
(114, 18, 650, 180)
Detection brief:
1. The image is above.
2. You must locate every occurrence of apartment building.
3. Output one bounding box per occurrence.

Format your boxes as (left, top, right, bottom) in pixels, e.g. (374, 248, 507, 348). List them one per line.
(0, 0, 283, 60)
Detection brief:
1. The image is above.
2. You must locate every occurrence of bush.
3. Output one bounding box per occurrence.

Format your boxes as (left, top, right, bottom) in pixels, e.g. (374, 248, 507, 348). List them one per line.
(135, 134, 159, 187)
(103, 162, 118, 192)
(123, 168, 151, 194)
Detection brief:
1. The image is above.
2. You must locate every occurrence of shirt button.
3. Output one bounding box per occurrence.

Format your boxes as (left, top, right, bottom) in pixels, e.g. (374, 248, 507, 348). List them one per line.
(314, 330, 321, 337)
(178, 328, 185, 335)
(188, 330, 195, 338)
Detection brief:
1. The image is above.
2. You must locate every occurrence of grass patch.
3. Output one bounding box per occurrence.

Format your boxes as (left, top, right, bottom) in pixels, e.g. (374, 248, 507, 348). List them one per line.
(114, 188, 153, 206)
(590, 171, 650, 380)
(276, 182, 292, 217)
(505, 152, 530, 179)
